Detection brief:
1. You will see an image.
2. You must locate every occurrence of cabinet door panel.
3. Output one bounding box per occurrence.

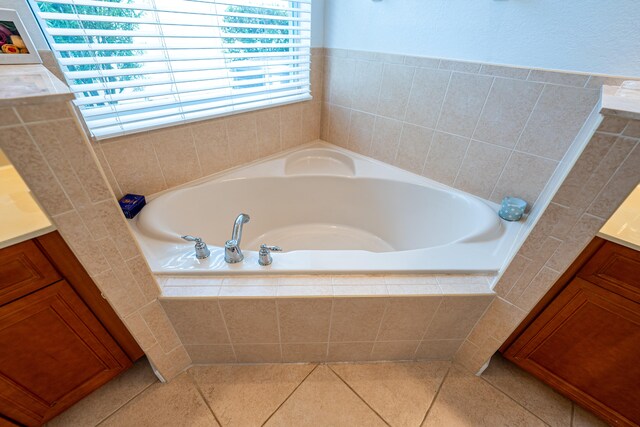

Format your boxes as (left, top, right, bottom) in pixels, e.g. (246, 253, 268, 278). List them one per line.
(0, 240, 60, 305)
(0, 281, 131, 426)
(506, 277, 640, 426)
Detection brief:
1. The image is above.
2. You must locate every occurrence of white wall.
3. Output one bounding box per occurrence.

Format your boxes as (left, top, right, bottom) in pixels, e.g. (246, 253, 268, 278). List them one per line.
(323, 0, 640, 77)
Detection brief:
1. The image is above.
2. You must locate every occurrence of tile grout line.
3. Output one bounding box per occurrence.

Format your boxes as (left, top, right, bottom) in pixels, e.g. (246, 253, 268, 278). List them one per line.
(570, 402, 576, 426)
(260, 364, 320, 426)
(476, 365, 554, 426)
(95, 374, 159, 426)
(326, 364, 392, 426)
(186, 369, 224, 427)
(419, 364, 453, 426)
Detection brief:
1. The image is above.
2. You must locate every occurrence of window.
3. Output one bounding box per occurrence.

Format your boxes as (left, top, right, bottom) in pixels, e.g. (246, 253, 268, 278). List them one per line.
(29, 0, 311, 139)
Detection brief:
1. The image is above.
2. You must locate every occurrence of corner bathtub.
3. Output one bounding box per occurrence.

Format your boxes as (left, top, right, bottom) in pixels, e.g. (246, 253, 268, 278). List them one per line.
(129, 142, 521, 275)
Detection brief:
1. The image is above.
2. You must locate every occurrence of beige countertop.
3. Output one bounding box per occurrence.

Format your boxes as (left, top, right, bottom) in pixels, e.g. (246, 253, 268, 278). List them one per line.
(598, 184, 640, 252)
(601, 84, 640, 121)
(0, 64, 73, 107)
(0, 165, 55, 249)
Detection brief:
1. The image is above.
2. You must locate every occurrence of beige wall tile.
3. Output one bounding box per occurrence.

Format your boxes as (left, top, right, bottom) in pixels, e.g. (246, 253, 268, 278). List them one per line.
(479, 64, 530, 80)
(226, 113, 258, 166)
(219, 299, 279, 343)
(490, 151, 558, 207)
(145, 344, 191, 381)
(587, 141, 640, 218)
(415, 339, 463, 360)
(352, 60, 384, 113)
(370, 341, 420, 360)
(467, 297, 526, 345)
(370, 116, 402, 163)
(348, 110, 375, 155)
(186, 344, 236, 364)
(516, 85, 599, 160)
(585, 75, 632, 89)
(327, 104, 351, 147)
(514, 267, 561, 311)
(101, 135, 166, 195)
(454, 140, 511, 198)
(310, 54, 324, 101)
(234, 344, 282, 363)
(424, 295, 493, 340)
(140, 301, 183, 353)
(191, 119, 231, 176)
(302, 101, 321, 143)
(376, 63, 416, 120)
(15, 101, 71, 123)
(123, 312, 158, 351)
(527, 69, 590, 87)
(54, 211, 110, 276)
(473, 78, 544, 148)
(405, 68, 451, 129)
(277, 298, 332, 343)
(436, 72, 493, 137)
(493, 255, 531, 298)
(423, 131, 470, 185)
(377, 297, 442, 341)
(439, 60, 481, 73)
(330, 298, 387, 342)
(94, 199, 139, 260)
(282, 343, 328, 362)
(327, 342, 374, 362)
(403, 56, 441, 69)
(328, 57, 356, 108)
(281, 103, 303, 149)
(0, 126, 73, 215)
(320, 102, 330, 140)
(552, 132, 617, 208)
(375, 52, 406, 64)
(573, 405, 610, 427)
(161, 299, 230, 345)
(348, 50, 378, 61)
(394, 124, 433, 174)
(151, 127, 202, 188)
(126, 257, 160, 302)
(546, 214, 607, 272)
(97, 237, 147, 309)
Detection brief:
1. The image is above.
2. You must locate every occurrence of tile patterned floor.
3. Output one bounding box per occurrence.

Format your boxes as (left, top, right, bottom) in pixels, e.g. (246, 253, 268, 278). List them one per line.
(47, 355, 611, 427)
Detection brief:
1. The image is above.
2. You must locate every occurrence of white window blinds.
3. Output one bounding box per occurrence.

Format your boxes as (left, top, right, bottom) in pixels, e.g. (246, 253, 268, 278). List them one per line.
(29, 0, 312, 139)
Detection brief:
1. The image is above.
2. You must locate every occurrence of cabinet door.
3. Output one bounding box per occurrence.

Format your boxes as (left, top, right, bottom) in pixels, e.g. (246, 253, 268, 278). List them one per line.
(505, 277, 640, 426)
(0, 281, 132, 426)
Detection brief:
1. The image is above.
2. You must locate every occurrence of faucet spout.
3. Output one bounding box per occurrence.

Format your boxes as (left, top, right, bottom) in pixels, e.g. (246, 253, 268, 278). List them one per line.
(230, 213, 250, 245)
(225, 213, 250, 263)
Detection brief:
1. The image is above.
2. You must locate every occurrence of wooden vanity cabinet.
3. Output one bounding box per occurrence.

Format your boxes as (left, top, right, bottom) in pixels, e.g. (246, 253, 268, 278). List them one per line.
(0, 232, 143, 426)
(503, 238, 640, 427)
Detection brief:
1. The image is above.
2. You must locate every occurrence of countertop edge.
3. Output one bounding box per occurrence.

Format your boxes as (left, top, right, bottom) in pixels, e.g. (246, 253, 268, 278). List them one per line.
(0, 225, 57, 250)
(596, 231, 640, 253)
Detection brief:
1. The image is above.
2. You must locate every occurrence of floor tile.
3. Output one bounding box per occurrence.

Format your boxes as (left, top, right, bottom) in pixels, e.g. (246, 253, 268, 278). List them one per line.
(48, 358, 157, 427)
(422, 365, 546, 427)
(572, 405, 609, 427)
(99, 373, 217, 427)
(481, 354, 572, 427)
(264, 365, 387, 426)
(330, 361, 450, 427)
(189, 364, 315, 426)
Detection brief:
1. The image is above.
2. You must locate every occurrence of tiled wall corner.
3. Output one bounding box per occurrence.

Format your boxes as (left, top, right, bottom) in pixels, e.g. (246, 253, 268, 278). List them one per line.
(0, 100, 190, 381)
(86, 48, 324, 199)
(454, 114, 640, 373)
(320, 49, 640, 212)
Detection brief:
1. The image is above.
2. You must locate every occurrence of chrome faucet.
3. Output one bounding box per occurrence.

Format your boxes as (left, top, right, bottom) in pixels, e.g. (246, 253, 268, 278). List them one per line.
(258, 244, 282, 266)
(181, 235, 210, 259)
(224, 213, 250, 263)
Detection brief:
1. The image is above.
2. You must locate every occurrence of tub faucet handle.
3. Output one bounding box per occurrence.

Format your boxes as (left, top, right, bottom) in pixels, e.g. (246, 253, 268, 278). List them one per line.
(181, 235, 210, 260)
(258, 244, 282, 266)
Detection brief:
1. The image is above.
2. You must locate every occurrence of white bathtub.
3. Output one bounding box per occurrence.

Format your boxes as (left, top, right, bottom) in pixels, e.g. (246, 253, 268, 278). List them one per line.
(129, 142, 522, 275)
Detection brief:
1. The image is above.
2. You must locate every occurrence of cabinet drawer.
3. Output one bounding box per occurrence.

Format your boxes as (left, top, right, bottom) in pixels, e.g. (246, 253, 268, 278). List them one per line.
(0, 240, 61, 305)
